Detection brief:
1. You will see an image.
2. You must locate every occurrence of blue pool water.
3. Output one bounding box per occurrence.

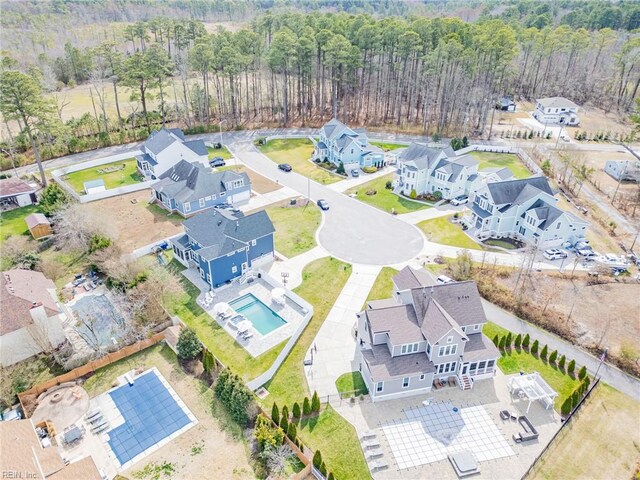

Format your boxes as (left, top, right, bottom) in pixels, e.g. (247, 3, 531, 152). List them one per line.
(229, 293, 287, 335)
(107, 370, 191, 466)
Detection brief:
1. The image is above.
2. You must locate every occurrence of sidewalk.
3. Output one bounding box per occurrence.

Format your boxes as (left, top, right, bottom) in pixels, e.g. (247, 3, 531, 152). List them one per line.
(267, 245, 329, 289)
(304, 264, 382, 398)
(326, 166, 394, 193)
(239, 184, 299, 212)
(396, 205, 460, 224)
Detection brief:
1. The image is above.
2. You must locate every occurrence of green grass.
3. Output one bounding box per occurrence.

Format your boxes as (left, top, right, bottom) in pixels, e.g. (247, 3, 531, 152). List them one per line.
(345, 173, 431, 214)
(264, 201, 321, 258)
(483, 239, 519, 250)
(0, 205, 41, 246)
(335, 371, 368, 397)
(166, 261, 286, 382)
(469, 151, 531, 179)
(0, 355, 65, 409)
(362, 267, 398, 310)
(63, 158, 143, 194)
(258, 138, 341, 185)
(207, 146, 233, 160)
(417, 215, 482, 250)
(370, 141, 408, 151)
(481, 321, 510, 342)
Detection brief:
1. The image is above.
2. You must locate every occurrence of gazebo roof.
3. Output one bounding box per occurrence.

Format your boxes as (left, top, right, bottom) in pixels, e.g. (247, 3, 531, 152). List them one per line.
(508, 372, 558, 402)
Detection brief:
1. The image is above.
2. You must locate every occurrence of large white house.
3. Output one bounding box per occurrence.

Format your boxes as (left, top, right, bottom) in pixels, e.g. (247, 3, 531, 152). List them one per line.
(0, 269, 67, 367)
(463, 176, 589, 248)
(313, 118, 385, 170)
(394, 143, 510, 200)
(533, 97, 580, 126)
(356, 267, 499, 402)
(136, 128, 208, 179)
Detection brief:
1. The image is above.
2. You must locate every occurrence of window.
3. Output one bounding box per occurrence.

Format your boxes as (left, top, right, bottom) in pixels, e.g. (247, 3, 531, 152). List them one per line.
(419, 374, 425, 381)
(474, 324, 480, 331)
(220, 192, 226, 196)
(199, 198, 205, 208)
(206, 273, 211, 282)
(376, 382, 384, 393)
(184, 202, 191, 212)
(211, 194, 216, 200)
(231, 265, 238, 273)
(438, 344, 457, 356)
(447, 336, 453, 344)
(557, 222, 561, 230)
(251, 239, 257, 246)
(205, 196, 212, 201)
(436, 361, 457, 374)
(402, 377, 410, 388)
(426, 343, 431, 355)
(401, 343, 419, 354)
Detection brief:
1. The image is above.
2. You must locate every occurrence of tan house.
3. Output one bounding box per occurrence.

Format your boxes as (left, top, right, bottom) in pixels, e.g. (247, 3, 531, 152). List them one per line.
(25, 213, 53, 239)
(0, 269, 67, 367)
(0, 419, 101, 480)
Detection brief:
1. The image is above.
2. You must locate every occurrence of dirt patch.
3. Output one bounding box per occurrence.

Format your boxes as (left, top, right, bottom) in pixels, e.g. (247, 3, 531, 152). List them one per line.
(232, 165, 282, 194)
(87, 190, 183, 252)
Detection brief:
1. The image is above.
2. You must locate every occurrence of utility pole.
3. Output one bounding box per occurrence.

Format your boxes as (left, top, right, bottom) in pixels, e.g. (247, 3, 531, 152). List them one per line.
(611, 161, 628, 205)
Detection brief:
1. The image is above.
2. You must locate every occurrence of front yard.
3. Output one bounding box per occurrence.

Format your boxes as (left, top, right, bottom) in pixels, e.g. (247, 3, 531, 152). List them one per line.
(0, 204, 41, 246)
(417, 215, 482, 250)
(258, 138, 342, 185)
(62, 158, 143, 193)
(469, 151, 531, 179)
(207, 146, 233, 160)
(362, 266, 399, 309)
(262, 200, 321, 258)
(345, 173, 431, 214)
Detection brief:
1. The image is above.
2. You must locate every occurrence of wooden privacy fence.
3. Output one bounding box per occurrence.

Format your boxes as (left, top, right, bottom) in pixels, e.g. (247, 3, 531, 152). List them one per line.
(18, 332, 166, 416)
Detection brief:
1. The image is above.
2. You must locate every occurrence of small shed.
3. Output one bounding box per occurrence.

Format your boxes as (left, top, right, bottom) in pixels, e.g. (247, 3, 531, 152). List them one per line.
(83, 179, 106, 195)
(25, 213, 52, 239)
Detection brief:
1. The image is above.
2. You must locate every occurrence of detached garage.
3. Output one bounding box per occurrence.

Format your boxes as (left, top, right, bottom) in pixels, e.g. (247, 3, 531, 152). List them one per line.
(0, 177, 37, 210)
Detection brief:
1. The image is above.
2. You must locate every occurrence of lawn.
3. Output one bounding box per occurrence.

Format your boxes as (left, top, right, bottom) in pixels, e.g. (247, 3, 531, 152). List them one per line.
(362, 266, 398, 309)
(258, 138, 341, 185)
(335, 371, 368, 397)
(63, 158, 143, 193)
(530, 383, 640, 480)
(417, 215, 482, 250)
(0, 204, 41, 246)
(481, 321, 510, 342)
(262, 200, 321, 258)
(469, 151, 531, 179)
(345, 173, 431, 214)
(370, 141, 408, 151)
(0, 355, 65, 410)
(483, 238, 519, 250)
(166, 260, 286, 382)
(207, 146, 233, 160)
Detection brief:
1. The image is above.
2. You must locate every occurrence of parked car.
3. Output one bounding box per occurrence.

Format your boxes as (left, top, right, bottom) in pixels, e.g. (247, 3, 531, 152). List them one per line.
(574, 240, 591, 251)
(577, 249, 599, 260)
(543, 248, 568, 260)
(436, 275, 454, 284)
(209, 157, 226, 167)
(351, 169, 360, 178)
(316, 199, 330, 211)
(214, 202, 232, 210)
(278, 163, 292, 172)
(450, 195, 469, 206)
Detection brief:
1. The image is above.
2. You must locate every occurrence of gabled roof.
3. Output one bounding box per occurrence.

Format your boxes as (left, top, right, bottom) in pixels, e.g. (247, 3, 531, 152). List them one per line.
(362, 345, 435, 379)
(25, 213, 49, 229)
(0, 177, 35, 198)
(398, 143, 446, 171)
(463, 333, 500, 362)
(144, 128, 183, 155)
(183, 139, 208, 156)
(183, 208, 274, 260)
(452, 154, 478, 167)
(536, 97, 578, 109)
(364, 304, 423, 345)
(410, 281, 486, 329)
(421, 298, 468, 344)
(432, 158, 464, 181)
(480, 167, 514, 181)
(486, 176, 553, 206)
(393, 266, 434, 291)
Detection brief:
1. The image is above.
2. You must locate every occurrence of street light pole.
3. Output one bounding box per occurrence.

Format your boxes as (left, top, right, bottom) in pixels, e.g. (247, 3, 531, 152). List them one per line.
(594, 348, 608, 381)
(554, 125, 563, 149)
(218, 119, 225, 147)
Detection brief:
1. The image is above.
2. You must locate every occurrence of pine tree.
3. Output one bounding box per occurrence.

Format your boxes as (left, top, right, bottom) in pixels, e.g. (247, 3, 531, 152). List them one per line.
(578, 365, 587, 381)
(312, 450, 322, 469)
(531, 339, 539, 356)
(514, 334, 522, 349)
(492, 334, 500, 347)
(281, 405, 289, 421)
(560, 396, 572, 416)
(540, 345, 548, 361)
(311, 391, 320, 413)
(582, 376, 591, 392)
(559, 355, 566, 371)
(498, 336, 506, 350)
(303, 397, 311, 415)
(271, 403, 280, 425)
(549, 350, 558, 364)
(328, 473, 335, 480)
(292, 402, 301, 419)
(279, 415, 288, 433)
(505, 332, 512, 349)
(319, 462, 327, 477)
(287, 422, 297, 441)
(522, 334, 530, 350)
(568, 359, 576, 376)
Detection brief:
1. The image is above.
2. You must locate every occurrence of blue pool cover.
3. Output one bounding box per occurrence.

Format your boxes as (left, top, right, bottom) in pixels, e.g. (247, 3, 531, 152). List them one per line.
(107, 371, 191, 465)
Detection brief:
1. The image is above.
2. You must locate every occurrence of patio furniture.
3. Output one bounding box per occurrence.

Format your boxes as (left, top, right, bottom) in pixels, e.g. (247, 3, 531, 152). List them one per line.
(91, 420, 109, 433)
(361, 439, 380, 449)
(237, 320, 252, 334)
(88, 414, 104, 424)
(85, 408, 101, 420)
(515, 416, 539, 442)
(361, 431, 377, 440)
(448, 451, 480, 477)
(92, 423, 110, 435)
(241, 331, 254, 341)
(448, 377, 457, 387)
(63, 426, 83, 445)
(499, 410, 511, 421)
(369, 460, 388, 471)
(366, 448, 384, 460)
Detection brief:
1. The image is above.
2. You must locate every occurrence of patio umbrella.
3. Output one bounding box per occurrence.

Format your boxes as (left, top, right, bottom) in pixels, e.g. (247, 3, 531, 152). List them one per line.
(214, 302, 231, 315)
(237, 320, 252, 334)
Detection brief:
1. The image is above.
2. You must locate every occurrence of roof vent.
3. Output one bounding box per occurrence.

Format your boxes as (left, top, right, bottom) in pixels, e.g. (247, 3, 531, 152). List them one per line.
(217, 220, 222, 226)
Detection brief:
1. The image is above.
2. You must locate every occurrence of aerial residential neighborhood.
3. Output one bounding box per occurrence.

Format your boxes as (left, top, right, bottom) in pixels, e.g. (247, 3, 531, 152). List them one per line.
(0, 2, 639, 480)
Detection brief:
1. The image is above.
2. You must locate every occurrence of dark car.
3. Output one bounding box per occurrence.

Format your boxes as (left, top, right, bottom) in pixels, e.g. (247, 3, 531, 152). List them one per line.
(209, 157, 226, 167)
(278, 163, 292, 172)
(317, 199, 329, 211)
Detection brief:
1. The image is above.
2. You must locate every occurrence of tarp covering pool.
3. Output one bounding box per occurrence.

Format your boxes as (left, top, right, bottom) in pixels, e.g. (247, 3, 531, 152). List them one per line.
(106, 370, 192, 466)
(69, 294, 125, 348)
(229, 293, 287, 335)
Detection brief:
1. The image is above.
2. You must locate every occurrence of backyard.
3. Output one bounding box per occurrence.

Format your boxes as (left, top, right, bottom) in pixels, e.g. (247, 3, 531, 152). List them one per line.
(62, 158, 143, 194)
(417, 215, 482, 250)
(469, 151, 531, 179)
(207, 146, 233, 160)
(261, 200, 321, 258)
(335, 371, 368, 397)
(0, 204, 41, 246)
(0, 355, 65, 410)
(370, 141, 407, 151)
(345, 173, 431, 214)
(258, 138, 342, 185)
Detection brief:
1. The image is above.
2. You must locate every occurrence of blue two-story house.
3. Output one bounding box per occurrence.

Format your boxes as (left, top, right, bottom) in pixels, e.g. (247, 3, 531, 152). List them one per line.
(313, 118, 385, 170)
(171, 208, 275, 288)
(151, 160, 251, 217)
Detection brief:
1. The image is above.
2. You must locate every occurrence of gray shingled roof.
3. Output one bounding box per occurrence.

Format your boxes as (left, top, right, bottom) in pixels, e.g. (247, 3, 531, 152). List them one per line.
(365, 305, 424, 345)
(362, 345, 435, 379)
(144, 128, 182, 155)
(462, 333, 500, 362)
(432, 158, 464, 181)
(524, 199, 564, 230)
(487, 177, 552, 205)
(398, 143, 445, 170)
(135, 153, 157, 166)
(183, 208, 274, 260)
(393, 266, 434, 291)
(452, 154, 478, 167)
(537, 97, 578, 109)
(421, 298, 467, 344)
(183, 140, 208, 156)
(410, 281, 486, 328)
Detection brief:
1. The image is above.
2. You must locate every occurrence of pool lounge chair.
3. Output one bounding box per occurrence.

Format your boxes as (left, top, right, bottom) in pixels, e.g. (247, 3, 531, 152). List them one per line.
(87, 414, 104, 424)
(361, 439, 380, 449)
(92, 423, 110, 435)
(361, 431, 377, 440)
(366, 449, 384, 460)
(241, 331, 254, 341)
(369, 460, 388, 471)
(91, 421, 109, 433)
(85, 409, 101, 420)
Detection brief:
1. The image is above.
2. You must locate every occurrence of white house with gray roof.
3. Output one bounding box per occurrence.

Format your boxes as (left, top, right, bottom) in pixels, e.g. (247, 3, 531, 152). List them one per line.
(533, 97, 580, 126)
(151, 160, 250, 217)
(313, 118, 385, 170)
(356, 266, 499, 402)
(136, 128, 208, 179)
(463, 176, 589, 248)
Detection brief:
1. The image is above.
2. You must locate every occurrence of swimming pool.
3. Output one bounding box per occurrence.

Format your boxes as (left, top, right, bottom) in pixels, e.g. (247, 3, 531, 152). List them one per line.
(106, 370, 193, 467)
(229, 293, 287, 335)
(69, 294, 125, 348)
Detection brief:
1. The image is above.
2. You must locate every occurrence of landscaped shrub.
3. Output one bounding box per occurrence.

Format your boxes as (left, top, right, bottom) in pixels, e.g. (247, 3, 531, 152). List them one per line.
(432, 190, 443, 201)
(176, 327, 202, 360)
(320, 462, 327, 477)
(214, 369, 255, 426)
(362, 166, 377, 173)
(254, 414, 284, 449)
(336, 161, 345, 175)
(522, 334, 530, 350)
(311, 391, 320, 413)
(578, 365, 587, 381)
(558, 355, 566, 371)
(271, 403, 280, 425)
(505, 332, 512, 349)
(281, 405, 289, 421)
(328, 472, 335, 480)
(492, 334, 499, 347)
(567, 359, 576, 377)
(303, 397, 311, 415)
(202, 349, 215, 374)
(549, 350, 558, 365)
(571, 390, 581, 409)
(292, 402, 301, 419)
(385, 180, 393, 189)
(514, 334, 522, 349)
(88, 234, 111, 253)
(531, 340, 539, 356)
(313, 450, 322, 469)
(287, 422, 297, 442)
(498, 336, 506, 350)
(410, 189, 417, 199)
(582, 376, 591, 392)
(279, 414, 288, 433)
(560, 396, 572, 416)
(39, 183, 70, 215)
(540, 345, 548, 361)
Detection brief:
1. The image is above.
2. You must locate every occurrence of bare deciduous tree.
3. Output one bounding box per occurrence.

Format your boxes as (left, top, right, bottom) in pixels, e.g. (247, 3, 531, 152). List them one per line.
(53, 203, 117, 252)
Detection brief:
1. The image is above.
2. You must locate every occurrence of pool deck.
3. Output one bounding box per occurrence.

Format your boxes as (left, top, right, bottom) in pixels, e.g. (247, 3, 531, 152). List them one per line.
(182, 268, 308, 357)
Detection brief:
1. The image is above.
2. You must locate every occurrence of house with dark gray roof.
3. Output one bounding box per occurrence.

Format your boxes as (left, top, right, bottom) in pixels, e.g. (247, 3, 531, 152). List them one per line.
(151, 160, 251, 217)
(313, 118, 385, 170)
(171, 208, 275, 288)
(136, 128, 208, 179)
(533, 97, 579, 126)
(356, 266, 499, 401)
(463, 176, 588, 248)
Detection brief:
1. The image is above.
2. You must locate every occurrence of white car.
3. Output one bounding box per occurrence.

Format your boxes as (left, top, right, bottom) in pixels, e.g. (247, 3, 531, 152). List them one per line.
(436, 275, 454, 284)
(578, 249, 599, 261)
(450, 195, 469, 206)
(543, 248, 568, 260)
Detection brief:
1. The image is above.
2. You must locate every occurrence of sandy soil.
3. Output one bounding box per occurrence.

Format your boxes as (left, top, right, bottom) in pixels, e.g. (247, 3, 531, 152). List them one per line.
(87, 190, 183, 253)
(232, 165, 282, 194)
(569, 149, 639, 198)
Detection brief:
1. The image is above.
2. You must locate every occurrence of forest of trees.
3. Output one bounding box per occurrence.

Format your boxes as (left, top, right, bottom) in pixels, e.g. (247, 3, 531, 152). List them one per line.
(1, 3, 639, 172)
